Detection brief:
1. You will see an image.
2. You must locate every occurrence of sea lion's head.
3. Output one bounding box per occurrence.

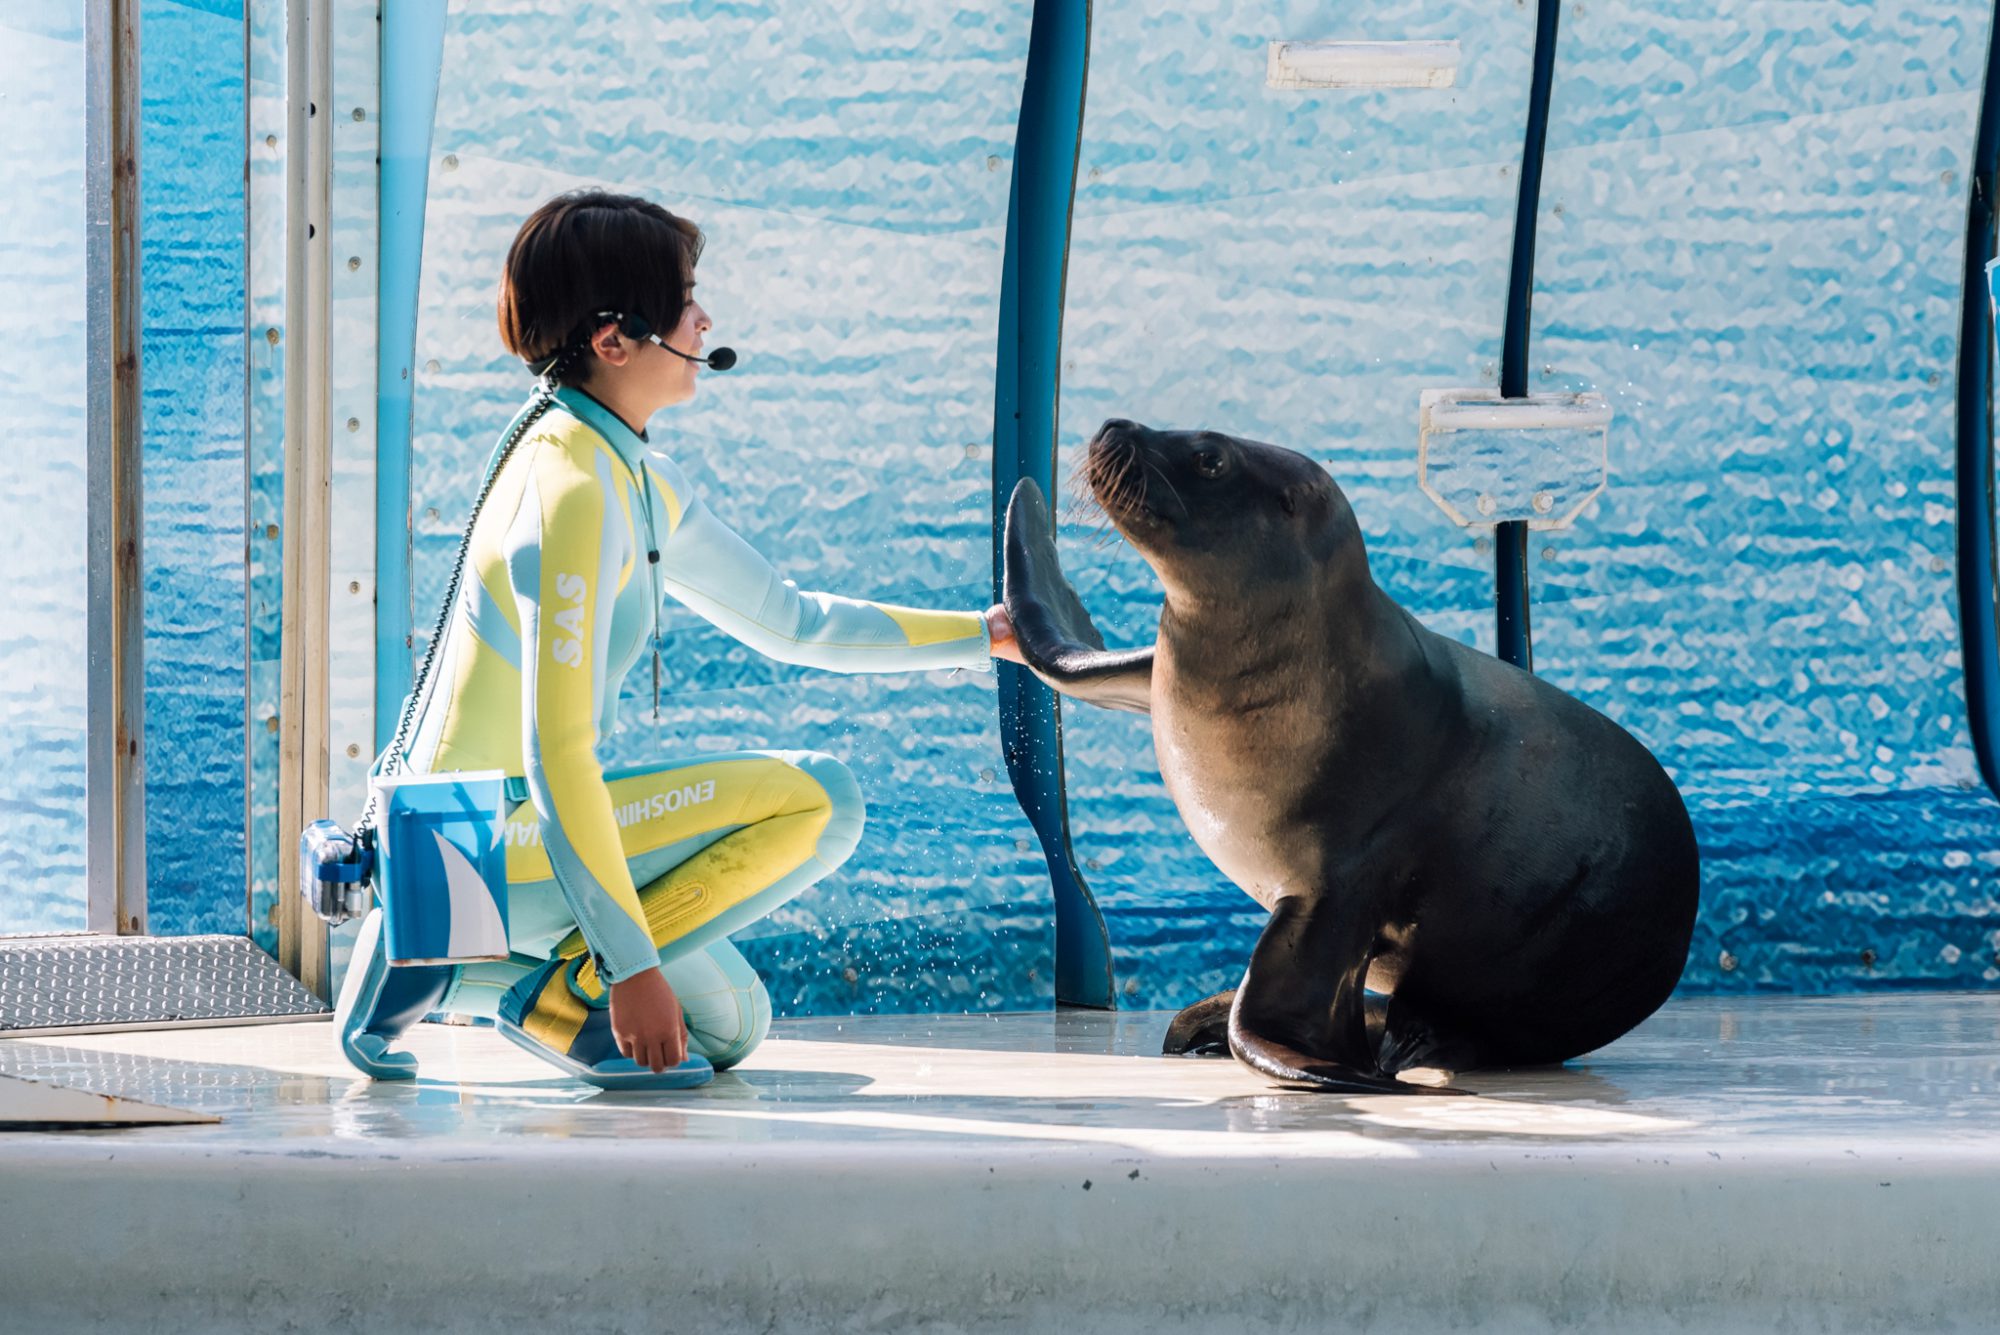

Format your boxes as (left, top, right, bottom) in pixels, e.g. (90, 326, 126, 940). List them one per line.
(1082, 419, 1366, 605)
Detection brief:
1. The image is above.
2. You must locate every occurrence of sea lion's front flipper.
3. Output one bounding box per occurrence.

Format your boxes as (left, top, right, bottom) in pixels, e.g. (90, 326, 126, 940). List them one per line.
(1003, 479, 1155, 715)
(1229, 895, 1470, 1097)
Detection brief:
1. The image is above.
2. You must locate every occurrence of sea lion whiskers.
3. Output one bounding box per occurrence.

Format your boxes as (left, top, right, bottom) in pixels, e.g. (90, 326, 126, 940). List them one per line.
(1081, 433, 1151, 532)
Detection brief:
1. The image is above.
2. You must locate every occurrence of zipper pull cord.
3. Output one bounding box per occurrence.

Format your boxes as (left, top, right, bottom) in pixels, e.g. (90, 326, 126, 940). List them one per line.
(649, 548, 662, 722)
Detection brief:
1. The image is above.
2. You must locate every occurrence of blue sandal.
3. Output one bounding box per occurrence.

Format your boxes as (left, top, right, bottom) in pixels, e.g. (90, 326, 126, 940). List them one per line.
(495, 957, 714, 1091)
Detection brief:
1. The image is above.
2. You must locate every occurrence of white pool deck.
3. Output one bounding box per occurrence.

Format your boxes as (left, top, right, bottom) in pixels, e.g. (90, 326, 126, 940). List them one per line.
(1, 994, 1997, 1333)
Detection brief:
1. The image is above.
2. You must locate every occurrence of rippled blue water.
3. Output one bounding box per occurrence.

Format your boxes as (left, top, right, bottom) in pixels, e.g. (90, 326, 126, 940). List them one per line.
(8, 0, 1998, 1011)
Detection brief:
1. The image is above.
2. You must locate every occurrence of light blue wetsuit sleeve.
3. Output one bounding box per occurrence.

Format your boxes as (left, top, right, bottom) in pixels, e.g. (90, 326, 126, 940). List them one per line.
(642, 454, 994, 674)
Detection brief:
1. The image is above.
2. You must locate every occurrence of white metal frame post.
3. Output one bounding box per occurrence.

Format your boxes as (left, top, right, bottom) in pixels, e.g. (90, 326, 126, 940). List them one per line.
(275, 0, 334, 996)
(84, 0, 147, 937)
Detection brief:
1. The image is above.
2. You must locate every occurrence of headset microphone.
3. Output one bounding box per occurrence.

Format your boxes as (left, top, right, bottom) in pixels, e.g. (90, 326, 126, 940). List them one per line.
(596, 309, 737, 371)
(660, 341, 737, 371)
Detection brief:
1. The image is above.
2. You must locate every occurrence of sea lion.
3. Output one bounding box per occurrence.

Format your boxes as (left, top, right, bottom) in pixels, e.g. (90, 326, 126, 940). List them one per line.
(1004, 419, 1700, 1095)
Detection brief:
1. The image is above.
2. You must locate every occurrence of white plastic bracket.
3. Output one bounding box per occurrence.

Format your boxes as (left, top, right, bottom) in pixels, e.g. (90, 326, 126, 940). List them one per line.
(1417, 388, 1611, 530)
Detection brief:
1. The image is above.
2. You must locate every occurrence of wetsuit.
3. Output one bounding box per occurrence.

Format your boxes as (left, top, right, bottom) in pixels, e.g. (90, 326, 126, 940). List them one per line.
(396, 385, 991, 1064)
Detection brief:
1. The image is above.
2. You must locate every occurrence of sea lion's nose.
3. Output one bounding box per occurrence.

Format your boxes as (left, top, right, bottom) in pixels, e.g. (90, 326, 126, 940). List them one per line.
(1098, 418, 1138, 442)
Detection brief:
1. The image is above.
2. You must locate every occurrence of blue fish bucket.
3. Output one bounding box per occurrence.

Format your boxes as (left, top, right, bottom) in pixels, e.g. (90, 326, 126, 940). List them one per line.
(370, 770, 511, 966)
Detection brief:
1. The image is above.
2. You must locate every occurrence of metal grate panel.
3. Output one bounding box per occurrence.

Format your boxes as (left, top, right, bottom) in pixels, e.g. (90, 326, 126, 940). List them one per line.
(0, 935, 328, 1033)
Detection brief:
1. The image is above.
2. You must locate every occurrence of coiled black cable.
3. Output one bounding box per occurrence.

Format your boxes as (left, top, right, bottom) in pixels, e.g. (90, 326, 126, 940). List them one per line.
(352, 383, 560, 843)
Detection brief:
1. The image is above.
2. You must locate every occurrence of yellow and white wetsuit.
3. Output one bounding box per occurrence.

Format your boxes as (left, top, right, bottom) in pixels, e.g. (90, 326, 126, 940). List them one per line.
(402, 386, 990, 1062)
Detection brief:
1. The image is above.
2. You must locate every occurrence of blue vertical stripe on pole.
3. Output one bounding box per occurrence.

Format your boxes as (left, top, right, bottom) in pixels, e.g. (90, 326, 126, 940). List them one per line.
(1494, 0, 1562, 673)
(1955, 3, 2000, 797)
(375, 0, 449, 749)
(992, 0, 1114, 1009)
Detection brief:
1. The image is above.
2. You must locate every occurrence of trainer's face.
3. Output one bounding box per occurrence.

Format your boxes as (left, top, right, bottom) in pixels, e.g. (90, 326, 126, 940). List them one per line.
(656, 288, 711, 408)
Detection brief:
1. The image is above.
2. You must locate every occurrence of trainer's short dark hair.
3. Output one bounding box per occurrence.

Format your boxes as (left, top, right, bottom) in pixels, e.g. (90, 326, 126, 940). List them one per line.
(497, 189, 704, 386)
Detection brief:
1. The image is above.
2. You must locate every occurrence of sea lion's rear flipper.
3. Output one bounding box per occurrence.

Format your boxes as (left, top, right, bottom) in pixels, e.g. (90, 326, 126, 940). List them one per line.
(1003, 479, 1155, 715)
(1162, 989, 1235, 1056)
(1229, 895, 1470, 1097)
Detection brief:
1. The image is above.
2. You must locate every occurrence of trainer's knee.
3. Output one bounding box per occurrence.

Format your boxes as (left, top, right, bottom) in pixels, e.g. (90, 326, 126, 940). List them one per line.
(786, 751, 865, 869)
(665, 945, 771, 1071)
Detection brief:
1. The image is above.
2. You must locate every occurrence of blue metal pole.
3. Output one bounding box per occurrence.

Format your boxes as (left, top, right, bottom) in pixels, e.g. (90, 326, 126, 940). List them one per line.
(992, 0, 1115, 1009)
(375, 0, 449, 748)
(1495, 0, 1562, 673)
(1954, 1, 2000, 797)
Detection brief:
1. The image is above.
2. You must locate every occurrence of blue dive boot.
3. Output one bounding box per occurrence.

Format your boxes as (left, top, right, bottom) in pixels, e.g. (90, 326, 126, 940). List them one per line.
(334, 907, 456, 1080)
(495, 957, 714, 1091)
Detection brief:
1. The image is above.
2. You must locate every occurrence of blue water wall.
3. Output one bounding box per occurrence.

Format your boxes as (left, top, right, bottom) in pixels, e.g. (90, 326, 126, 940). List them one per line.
(139, 0, 248, 936)
(8, 0, 1996, 1009)
(0, 3, 91, 933)
(403, 5, 1056, 1013)
(382, 0, 2000, 1012)
(0, 0, 247, 937)
(1057, 0, 2000, 999)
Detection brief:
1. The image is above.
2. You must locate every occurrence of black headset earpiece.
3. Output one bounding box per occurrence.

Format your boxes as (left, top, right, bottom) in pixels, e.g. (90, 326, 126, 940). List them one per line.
(578, 306, 737, 373)
(597, 309, 652, 342)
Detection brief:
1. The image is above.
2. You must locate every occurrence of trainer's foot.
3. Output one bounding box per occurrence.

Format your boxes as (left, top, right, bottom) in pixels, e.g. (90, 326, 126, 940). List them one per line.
(334, 908, 455, 1080)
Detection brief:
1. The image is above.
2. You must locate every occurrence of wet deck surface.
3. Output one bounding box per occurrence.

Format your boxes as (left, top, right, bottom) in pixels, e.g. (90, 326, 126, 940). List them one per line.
(2, 994, 1997, 1156)
(2, 995, 1997, 1332)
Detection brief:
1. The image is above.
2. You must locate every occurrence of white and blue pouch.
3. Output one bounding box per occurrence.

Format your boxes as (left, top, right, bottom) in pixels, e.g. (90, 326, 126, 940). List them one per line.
(368, 770, 512, 965)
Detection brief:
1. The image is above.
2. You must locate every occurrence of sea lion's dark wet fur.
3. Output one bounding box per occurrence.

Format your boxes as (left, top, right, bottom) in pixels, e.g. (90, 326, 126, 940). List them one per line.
(1005, 420, 1700, 1094)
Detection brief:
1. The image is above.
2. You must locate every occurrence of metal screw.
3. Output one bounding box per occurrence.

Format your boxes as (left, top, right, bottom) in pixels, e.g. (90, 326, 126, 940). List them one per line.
(841, 966, 858, 984)
(346, 743, 361, 758)
(425, 359, 441, 374)
(1931, 556, 1949, 574)
(1542, 546, 1557, 562)
(1860, 947, 1877, 968)
(1015, 838, 1032, 853)
(425, 507, 440, 521)
(1532, 492, 1554, 514)
(347, 256, 361, 271)
(1473, 536, 1492, 556)
(265, 716, 279, 733)
(1476, 494, 1497, 516)
(1719, 951, 1738, 972)
(265, 327, 281, 346)
(979, 768, 995, 783)
(351, 107, 365, 122)
(1929, 371, 1944, 386)
(1123, 977, 1139, 996)
(346, 417, 360, 432)
(986, 155, 1001, 171)
(442, 153, 458, 171)
(348, 580, 361, 594)
(964, 444, 980, 460)
(1085, 858, 1102, 871)
(265, 134, 278, 149)
(265, 523, 280, 540)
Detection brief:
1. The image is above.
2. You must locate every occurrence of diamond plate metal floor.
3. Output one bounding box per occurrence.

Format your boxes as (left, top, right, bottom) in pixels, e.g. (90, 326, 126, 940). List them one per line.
(0, 935, 328, 1033)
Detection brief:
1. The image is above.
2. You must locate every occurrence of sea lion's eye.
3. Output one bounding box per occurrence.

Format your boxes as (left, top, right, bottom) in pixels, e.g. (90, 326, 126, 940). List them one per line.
(1193, 450, 1228, 479)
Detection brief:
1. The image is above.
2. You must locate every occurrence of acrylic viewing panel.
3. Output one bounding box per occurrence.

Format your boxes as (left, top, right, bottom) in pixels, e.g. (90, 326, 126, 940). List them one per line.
(0, 4, 92, 933)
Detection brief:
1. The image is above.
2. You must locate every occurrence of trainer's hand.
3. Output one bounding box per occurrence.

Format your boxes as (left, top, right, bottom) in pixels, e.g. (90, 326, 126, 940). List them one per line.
(985, 604, 1026, 665)
(608, 967, 688, 1072)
